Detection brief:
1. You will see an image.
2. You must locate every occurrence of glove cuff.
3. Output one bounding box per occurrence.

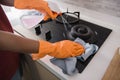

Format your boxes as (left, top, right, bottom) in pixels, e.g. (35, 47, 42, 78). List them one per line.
(32, 40, 55, 60)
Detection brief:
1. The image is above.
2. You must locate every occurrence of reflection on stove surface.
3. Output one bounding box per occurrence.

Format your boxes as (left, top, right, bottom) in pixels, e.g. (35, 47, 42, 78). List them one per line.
(34, 12, 112, 73)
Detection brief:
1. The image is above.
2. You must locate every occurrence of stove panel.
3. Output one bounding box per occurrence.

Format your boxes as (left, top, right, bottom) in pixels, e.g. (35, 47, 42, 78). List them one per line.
(35, 14, 112, 73)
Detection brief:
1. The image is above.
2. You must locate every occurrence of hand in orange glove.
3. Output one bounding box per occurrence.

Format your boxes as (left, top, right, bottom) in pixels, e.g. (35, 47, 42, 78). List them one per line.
(14, 0, 58, 20)
(32, 40, 85, 60)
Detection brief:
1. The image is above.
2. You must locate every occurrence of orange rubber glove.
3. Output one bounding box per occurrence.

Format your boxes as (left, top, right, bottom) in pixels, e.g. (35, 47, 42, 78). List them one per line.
(32, 40, 85, 60)
(14, 0, 58, 20)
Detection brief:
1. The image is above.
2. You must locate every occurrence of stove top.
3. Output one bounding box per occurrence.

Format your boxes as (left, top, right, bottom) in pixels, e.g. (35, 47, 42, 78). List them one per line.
(34, 12, 112, 73)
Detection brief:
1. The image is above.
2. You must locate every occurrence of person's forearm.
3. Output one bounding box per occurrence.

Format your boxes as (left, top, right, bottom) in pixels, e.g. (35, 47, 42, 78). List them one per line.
(0, 0, 14, 6)
(0, 30, 39, 54)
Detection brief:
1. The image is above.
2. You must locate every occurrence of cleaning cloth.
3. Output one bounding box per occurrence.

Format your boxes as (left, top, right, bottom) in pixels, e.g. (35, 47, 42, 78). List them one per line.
(50, 38, 98, 75)
(50, 57, 78, 76)
(75, 38, 99, 62)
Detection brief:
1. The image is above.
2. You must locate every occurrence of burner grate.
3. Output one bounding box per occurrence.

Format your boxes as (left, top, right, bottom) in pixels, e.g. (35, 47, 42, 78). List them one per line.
(56, 12, 80, 24)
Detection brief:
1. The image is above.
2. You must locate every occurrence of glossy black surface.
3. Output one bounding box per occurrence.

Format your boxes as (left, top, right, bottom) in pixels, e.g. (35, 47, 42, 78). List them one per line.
(35, 14, 112, 73)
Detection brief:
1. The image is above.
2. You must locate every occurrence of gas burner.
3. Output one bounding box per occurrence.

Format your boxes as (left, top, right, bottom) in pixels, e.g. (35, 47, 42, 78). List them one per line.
(67, 24, 97, 43)
(55, 11, 97, 43)
(56, 12, 80, 24)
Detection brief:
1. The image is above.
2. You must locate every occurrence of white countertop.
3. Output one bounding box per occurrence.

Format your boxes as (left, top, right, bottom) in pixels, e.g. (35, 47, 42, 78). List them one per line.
(3, 1, 120, 80)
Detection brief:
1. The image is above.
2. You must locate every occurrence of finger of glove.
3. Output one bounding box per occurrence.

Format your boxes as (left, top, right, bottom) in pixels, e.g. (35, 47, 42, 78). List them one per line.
(72, 48, 84, 56)
(52, 40, 77, 58)
(37, 7, 58, 20)
(32, 40, 54, 60)
(71, 44, 85, 57)
(44, 9, 58, 20)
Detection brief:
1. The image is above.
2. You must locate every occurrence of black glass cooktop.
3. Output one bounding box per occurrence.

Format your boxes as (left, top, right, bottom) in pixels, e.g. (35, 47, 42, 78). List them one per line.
(34, 12, 112, 73)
